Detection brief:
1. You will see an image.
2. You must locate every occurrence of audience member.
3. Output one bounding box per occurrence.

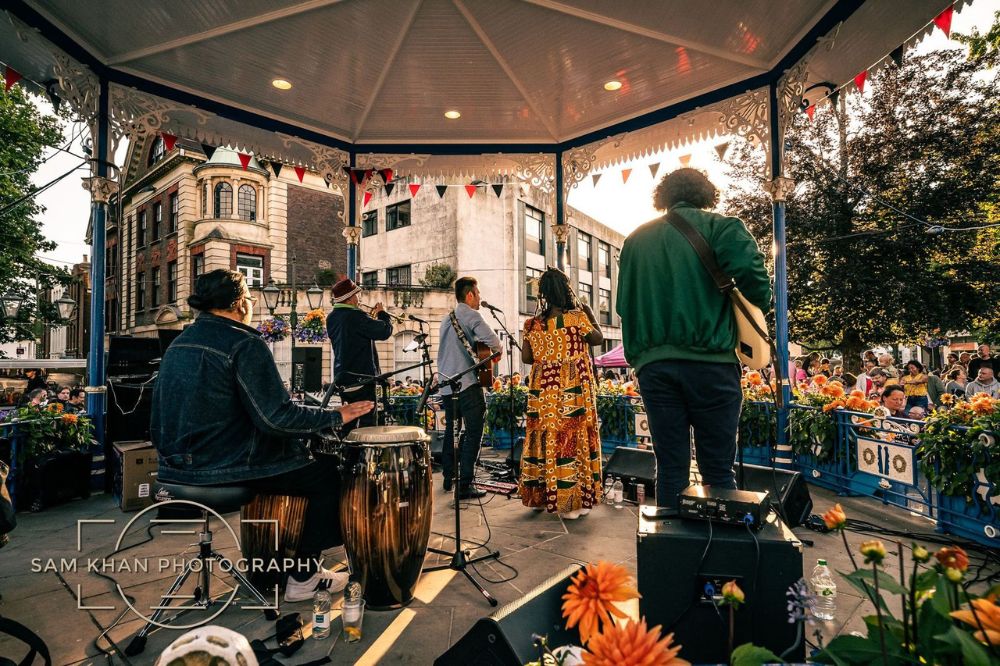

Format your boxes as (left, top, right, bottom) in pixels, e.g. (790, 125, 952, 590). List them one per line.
(965, 366, 1000, 399)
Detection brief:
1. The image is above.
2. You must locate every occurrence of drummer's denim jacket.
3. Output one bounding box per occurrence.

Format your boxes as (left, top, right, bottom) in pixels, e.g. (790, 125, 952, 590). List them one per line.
(151, 312, 342, 485)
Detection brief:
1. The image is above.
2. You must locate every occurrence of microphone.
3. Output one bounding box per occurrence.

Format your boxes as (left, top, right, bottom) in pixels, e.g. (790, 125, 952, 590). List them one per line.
(480, 301, 503, 313)
(409, 314, 428, 324)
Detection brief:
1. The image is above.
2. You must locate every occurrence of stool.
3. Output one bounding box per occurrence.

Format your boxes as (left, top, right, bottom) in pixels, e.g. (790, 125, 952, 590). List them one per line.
(125, 481, 278, 656)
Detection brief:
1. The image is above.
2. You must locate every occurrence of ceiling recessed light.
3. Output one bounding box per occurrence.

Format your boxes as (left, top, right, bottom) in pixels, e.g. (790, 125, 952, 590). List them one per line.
(444, 110, 461, 119)
(271, 79, 292, 90)
(604, 80, 623, 91)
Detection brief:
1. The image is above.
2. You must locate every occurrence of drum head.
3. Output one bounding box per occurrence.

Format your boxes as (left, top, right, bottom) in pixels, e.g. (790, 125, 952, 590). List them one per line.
(345, 425, 429, 446)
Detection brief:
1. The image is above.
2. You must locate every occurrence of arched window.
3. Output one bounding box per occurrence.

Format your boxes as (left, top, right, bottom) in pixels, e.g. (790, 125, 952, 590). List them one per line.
(147, 136, 165, 166)
(238, 184, 257, 221)
(394, 332, 422, 374)
(214, 182, 232, 218)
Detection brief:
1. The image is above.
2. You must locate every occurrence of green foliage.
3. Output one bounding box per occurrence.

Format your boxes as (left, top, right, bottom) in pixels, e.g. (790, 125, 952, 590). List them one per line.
(917, 397, 1000, 499)
(419, 263, 457, 289)
(788, 406, 838, 461)
(596, 394, 636, 443)
(730, 643, 784, 666)
(485, 385, 529, 434)
(954, 10, 1000, 59)
(1, 404, 95, 465)
(739, 401, 776, 448)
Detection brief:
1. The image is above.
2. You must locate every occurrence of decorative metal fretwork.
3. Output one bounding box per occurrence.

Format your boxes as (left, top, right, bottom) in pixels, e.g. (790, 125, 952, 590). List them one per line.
(763, 177, 795, 203)
(108, 84, 213, 157)
(508, 154, 556, 194)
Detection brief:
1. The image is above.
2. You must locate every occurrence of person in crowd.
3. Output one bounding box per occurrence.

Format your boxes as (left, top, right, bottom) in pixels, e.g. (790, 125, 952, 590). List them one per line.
(907, 406, 927, 420)
(945, 352, 960, 371)
(878, 353, 899, 378)
(959, 351, 972, 370)
(437, 276, 503, 499)
(616, 168, 771, 512)
(519, 268, 604, 520)
(968, 343, 1000, 379)
(22, 388, 46, 407)
(945, 368, 967, 396)
(151, 269, 373, 602)
(855, 358, 877, 395)
(926, 369, 945, 408)
(326, 278, 393, 432)
(966, 365, 1000, 399)
(863, 350, 878, 365)
(64, 387, 86, 414)
(793, 358, 807, 384)
(831, 364, 844, 380)
(820, 357, 832, 377)
(24, 369, 47, 393)
(899, 360, 930, 412)
(880, 385, 908, 418)
(843, 372, 858, 389)
(55, 386, 70, 406)
(805, 353, 822, 379)
(867, 368, 889, 399)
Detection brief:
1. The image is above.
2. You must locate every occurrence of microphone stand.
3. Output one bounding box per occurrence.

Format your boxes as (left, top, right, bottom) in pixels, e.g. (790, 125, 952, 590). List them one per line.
(487, 308, 521, 461)
(424, 351, 502, 607)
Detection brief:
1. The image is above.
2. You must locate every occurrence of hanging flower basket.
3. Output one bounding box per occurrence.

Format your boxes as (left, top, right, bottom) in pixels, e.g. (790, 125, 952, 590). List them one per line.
(257, 316, 291, 343)
(294, 308, 327, 344)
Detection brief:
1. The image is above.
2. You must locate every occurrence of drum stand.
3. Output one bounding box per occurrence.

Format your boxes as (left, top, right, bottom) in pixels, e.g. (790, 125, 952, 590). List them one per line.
(424, 356, 501, 607)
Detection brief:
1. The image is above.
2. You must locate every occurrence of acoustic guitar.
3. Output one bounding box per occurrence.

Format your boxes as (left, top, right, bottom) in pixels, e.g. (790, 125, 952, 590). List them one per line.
(475, 341, 496, 388)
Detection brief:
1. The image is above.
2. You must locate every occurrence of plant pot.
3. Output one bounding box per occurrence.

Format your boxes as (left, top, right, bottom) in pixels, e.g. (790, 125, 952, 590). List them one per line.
(17, 450, 93, 512)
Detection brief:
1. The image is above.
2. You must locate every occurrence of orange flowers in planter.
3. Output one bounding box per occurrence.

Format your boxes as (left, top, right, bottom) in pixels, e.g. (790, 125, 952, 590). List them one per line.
(562, 561, 641, 645)
(821, 503, 847, 531)
(61, 413, 78, 425)
(812, 375, 828, 386)
(746, 371, 764, 386)
(582, 619, 689, 666)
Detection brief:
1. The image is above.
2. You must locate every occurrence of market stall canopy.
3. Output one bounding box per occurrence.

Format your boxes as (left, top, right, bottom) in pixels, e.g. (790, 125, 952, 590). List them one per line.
(595, 344, 627, 368)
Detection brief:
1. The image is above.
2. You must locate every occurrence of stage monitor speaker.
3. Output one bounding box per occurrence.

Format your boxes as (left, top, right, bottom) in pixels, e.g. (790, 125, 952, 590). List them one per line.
(157, 328, 183, 356)
(637, 511, 803, 663)
(736, 462, 812, 528)
(435, 564, 582, 665)
(604, 446, 655, 502)
(506, 437, 524, 479)
(108, 336, 160, 375)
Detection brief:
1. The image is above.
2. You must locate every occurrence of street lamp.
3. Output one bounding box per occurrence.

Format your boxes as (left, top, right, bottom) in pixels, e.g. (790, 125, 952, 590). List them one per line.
(1, 291, 24, 320)
(305, 284, 323, 310)
(261, 280, 280, 315)
(55, 294, 77, 321)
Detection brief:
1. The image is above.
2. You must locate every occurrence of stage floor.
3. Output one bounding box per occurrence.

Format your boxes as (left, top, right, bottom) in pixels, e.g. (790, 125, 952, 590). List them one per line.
(0, 456, 992, 665)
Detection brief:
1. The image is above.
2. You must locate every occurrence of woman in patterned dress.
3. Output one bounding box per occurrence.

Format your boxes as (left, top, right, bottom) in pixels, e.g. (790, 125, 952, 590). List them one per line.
(519, 268, 604, 519)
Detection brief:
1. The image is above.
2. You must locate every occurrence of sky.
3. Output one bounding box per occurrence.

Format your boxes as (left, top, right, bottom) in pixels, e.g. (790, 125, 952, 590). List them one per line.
(28, 1, 998, 269)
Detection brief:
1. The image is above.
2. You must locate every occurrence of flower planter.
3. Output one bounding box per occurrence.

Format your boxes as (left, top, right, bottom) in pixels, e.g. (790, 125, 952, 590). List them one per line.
(17, 450, 93, 512)
(738, 446, 773, 467)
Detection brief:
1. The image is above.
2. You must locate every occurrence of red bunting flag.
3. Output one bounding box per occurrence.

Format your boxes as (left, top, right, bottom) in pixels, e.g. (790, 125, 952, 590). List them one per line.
(409, 183, 421, 197)
(362, 169, 374, 186)
(805, 105, 815, 121)
(294, 166, 306, 182)
(379, 168, 394, 183)
(933, 4, 954, 38)
(4, 66, 22, 92)
(854, 70, 867, 94)
(363, 191, 373, 207)
(161, 132, 177, 152)
(621, 168, 632, 184)
(465, 184, 477, 198)
(237, 152, 251, 170)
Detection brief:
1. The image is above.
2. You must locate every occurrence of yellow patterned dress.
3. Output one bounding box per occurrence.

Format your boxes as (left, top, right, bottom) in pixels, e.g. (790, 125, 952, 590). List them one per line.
(519, 310, 603, 513)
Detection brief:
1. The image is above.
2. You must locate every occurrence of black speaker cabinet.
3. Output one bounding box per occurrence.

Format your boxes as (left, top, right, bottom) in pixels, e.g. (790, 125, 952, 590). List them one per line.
(604, 446, 656, 502)
(436, 564, 582, 665)
(736, 462, 813, 528)
(637, 511, 803, 663)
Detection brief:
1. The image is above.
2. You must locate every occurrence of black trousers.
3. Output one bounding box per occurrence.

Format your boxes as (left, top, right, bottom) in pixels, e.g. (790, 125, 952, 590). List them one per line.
(441, 385, 486, 489)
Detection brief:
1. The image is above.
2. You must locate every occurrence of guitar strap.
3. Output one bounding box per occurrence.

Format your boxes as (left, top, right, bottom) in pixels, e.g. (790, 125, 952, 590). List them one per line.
(449, 311, 478, 365)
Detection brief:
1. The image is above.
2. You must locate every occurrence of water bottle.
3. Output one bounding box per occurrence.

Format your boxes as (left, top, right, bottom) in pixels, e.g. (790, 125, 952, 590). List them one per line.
(811, 559, 837, 621)
(603, 475, 615, 504)
(313, 588, 331, 640)
(636, 480, 646, 506)
(612, 477, 624, 509)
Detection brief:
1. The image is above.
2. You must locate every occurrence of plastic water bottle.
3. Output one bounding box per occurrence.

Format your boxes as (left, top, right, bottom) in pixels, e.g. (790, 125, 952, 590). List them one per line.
(636, 480, 646, 506)
(313, 588, 331, 640)
(811, 559, 837, 621)
(612, 478, 624, 509)
(603, 476, 615, 504)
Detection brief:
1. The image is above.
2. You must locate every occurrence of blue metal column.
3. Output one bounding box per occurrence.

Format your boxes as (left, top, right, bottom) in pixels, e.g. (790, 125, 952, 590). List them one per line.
(347, 151, 358, 282)
(768, 81, 792, 464)
(85, 78, 111, 445)
(554, 152, 566, 271)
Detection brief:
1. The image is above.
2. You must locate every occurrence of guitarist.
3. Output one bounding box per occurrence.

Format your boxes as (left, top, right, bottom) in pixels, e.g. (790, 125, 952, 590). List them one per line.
(437, 276, 502, 499)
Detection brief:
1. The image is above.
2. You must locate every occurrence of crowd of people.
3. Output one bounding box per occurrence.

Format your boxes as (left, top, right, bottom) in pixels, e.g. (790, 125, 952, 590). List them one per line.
(10, 369, 88, 414)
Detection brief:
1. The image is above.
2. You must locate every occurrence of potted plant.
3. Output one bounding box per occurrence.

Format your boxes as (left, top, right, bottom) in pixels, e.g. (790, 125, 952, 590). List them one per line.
(294, 308, 327, 343)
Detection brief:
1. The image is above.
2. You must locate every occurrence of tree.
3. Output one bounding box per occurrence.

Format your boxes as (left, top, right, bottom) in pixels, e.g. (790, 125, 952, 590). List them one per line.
(954, 10, 1000, 58)
(0, 85, 72, 351)
(723, 46, 1000, 371)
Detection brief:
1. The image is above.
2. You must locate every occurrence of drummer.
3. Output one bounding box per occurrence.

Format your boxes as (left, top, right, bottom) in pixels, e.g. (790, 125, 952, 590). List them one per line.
(326, 277, 394, 432)
(151, 269, 373, 603)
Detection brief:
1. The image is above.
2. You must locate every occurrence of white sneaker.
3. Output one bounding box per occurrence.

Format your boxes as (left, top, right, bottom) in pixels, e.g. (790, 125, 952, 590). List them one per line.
(283, 568, 350, 603)
(560, 510, 582, 520)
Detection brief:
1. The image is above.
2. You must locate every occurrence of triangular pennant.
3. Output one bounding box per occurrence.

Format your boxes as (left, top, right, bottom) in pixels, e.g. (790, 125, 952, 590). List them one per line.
(492, 184, 504, 197)
(409, 183, 421, 197)
(237, 152, 252, 170)
(854, 70, 867, 94)
(161, 132, 177, 152)
(4, 66, 22, 92)
(271, 162, 283, 178)
(379, 168, 394, 184)
(384, 182, 395, 197)
(294, 166, 306, 183)
(342, 166, 355, 183)
(362, 169, 375, 187)
(714, 142, 730, 161)
(592, 173, 602, 187)
(648, 163, 660, 179)
(805, 105, 815, 121)
(201, 144, 217, 160)
(436, 185, 448, 198)
(679, 155, 692, 167)
(621, 168, 632, 184)
(889, 45, 905, 68)
(933, 4, 954, 38)
(363, 191, 373, 207)
(465, 184, 477, 198)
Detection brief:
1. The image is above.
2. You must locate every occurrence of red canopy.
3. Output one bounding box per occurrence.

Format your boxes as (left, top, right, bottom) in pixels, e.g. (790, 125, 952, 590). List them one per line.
(595, 345, 628, 368)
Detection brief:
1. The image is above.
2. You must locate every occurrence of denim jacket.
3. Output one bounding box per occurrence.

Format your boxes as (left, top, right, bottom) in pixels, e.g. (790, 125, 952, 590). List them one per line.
(151, 312, 342, 485)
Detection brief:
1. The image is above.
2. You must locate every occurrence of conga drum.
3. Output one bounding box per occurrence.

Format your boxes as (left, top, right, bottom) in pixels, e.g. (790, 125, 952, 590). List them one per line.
(340, 426, 432, 610)
(240, 494, 308, 591)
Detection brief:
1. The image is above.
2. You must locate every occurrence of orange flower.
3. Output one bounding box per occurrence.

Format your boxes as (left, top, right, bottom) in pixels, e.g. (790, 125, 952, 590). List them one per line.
(849, 389, 866, 399)
(812, 375, 828, 386)
(822, 400, 844, 413)
(971, 398, 995, 415)
(512, 374, 522, 386)
(821, 383, 845, 399)
(582, 619, 689, 666)
(746, 371, 763, 387)
(61, 413, 78, 425)
(721, 580, 744, 606)
(562, 562, 641, 645)
(47, 402, 64, 413)
(951, 598, 1000, 646)
(935, 546, 969, 572)
(845, 396, 865, 410)
(492, 379, 502, 392)
(821, 503, 847, 531)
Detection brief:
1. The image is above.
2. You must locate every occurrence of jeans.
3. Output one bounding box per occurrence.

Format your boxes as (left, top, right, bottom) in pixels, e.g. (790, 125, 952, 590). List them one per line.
(441, 385, 486, 488)
(637, 360, 743, 509)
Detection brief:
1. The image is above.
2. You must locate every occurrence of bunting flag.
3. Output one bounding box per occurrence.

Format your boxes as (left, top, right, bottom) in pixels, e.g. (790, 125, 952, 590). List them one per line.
(854, 70, 867, 94)
(362, 169, 375, 187)
(294, 166, 306, 183)
(492, 184, 504, 197)
(465, 184, 477, 198)
(271, 161, 283, 178)
(409, 183, 421, 197)
(592, 173, 602, 187)
(715, 142, 729, 161)
(343, 166, 357, 184)
(933, 4, 954, 38)
(621, 168, 632, 184)
(363, 191, 372, 207)
(161, 132, 177, 152)
(805, 105, 815, 121)
(237, 152, 252, 170)
(4, 66, 22, 92)
(648, 163, 660, 179)
(201, 144, 217, 160)
(436, 185, 448, 198)
(384, 182, 395, 197)
(679, 154, 692, 167)
(379, 168, 394, 184)
(889, 45, 905, 68)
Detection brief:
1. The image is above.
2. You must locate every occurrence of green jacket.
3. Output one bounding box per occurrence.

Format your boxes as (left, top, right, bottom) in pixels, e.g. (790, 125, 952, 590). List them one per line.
(616, 202, 772, 372)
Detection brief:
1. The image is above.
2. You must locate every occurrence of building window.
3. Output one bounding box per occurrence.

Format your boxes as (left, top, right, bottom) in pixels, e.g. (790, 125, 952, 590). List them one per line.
(138, 210, 147, 247)
(151, 267, 161, 307)
(169, 193, 178, 234)
(362, 271, 378, 287)
(147, 136, 164, 166)
(106, 298, 118, 333)
(394, 332, 422, 373)
(599, 241, 611, 278)
(578, 232, 592, 272)
(167, 261, 178, 303)
(386, 265, 411, 286)
(192, 254, 204, 279)
(201, 183, 207, 217)
(152, 202, 162, 241)
(362, 210, 378, 237)
(526, 267, 541, 306)
(236, 253, 264, 287)
(238, 184, 257, 221)
(524, 204, 545, 256)
(214, 182, 232, 218)
(386, 200, 411, 231)
(599, 288, 611, 325)
(578, 282, 593, 308)
(136, 272, 145, 310)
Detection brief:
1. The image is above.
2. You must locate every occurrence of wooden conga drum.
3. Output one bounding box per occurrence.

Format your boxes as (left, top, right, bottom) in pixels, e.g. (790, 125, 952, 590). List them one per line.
(340, 426, 432, 610)
(240, 494, 308, 591)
